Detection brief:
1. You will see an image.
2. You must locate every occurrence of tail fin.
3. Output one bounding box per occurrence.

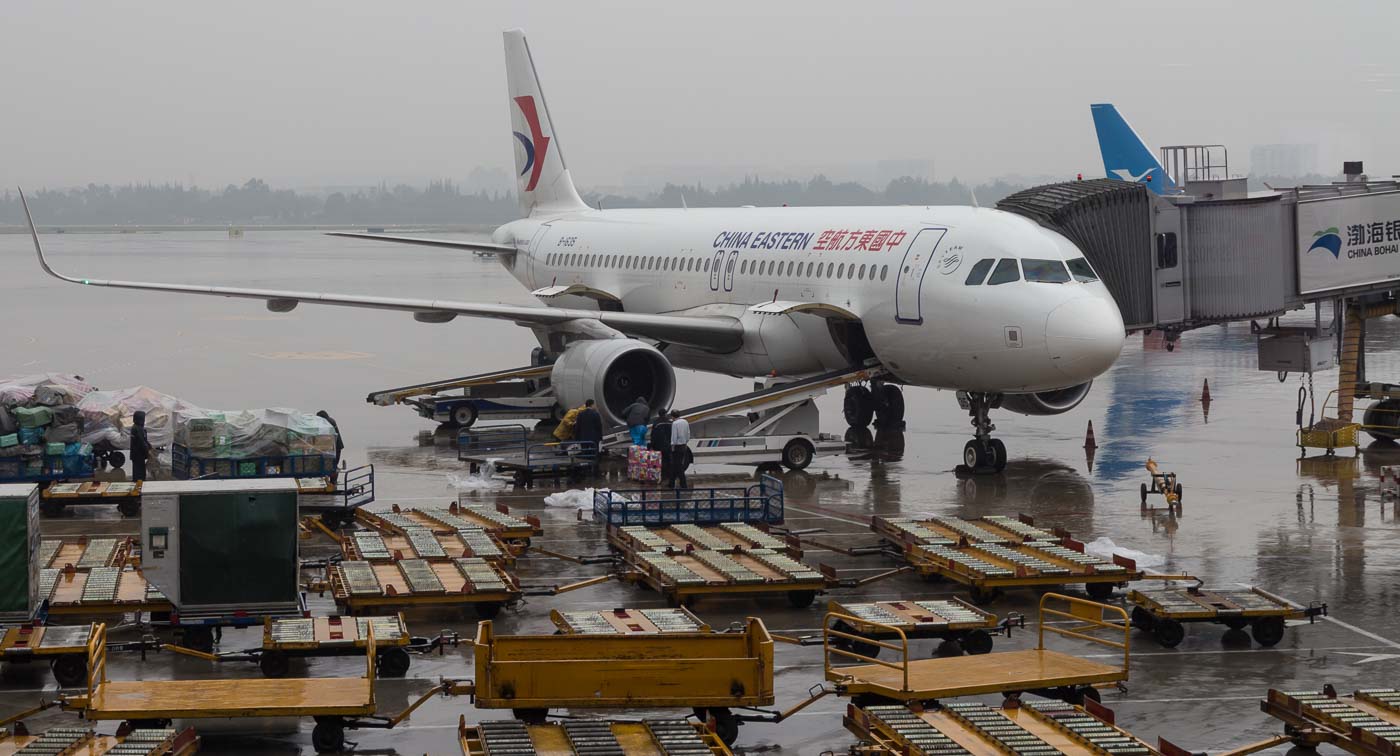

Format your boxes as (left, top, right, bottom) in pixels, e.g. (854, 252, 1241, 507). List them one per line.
(504, 29, 587, 216)
(1090, 103, 1176, 195)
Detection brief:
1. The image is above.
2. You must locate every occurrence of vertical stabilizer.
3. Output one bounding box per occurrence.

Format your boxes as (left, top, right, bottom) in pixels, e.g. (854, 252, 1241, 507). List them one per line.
(1090, 103, 1176, 195)
(504, 29, 587, 216)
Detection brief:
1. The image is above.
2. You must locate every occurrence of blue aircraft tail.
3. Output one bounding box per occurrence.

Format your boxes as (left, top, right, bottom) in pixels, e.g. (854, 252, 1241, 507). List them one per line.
(1090, 104, 1175, 194)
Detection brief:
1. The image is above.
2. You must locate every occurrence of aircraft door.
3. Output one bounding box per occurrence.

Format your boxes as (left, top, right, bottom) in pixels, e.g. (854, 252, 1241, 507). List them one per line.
(723, 251, 739, 292)
(526, 223, 553, 287)
(894, 228, 948, 324)
(1153, 231, 1185, 324)
(709, 250, 726, 291)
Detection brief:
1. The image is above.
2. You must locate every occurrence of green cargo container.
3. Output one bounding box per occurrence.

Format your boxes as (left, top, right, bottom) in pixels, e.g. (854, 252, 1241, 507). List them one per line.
(0, 484, 40, 620)
(139, 479, 300, 612)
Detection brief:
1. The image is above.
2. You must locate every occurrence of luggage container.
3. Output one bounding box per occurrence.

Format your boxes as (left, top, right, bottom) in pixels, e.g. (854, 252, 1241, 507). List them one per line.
(872, 514, 1145, 603)
(0, 484, 40, 624)
(459, 716, 734, 756)
(1128, 585, 1327, 648)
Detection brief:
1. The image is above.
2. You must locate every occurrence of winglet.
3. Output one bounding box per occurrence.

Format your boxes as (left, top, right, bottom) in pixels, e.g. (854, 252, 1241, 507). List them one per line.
(19, 188, 81, 284)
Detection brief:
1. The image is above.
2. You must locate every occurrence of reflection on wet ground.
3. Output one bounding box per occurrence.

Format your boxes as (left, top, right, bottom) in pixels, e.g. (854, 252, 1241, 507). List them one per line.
(4, 232, 1400, 753)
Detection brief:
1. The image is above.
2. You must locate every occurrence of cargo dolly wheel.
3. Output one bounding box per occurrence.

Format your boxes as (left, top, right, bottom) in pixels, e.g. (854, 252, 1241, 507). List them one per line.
(786, 590, 817, 609)
(693, 707, 739, 747)
(829, 623, 880, 659)
(182, 626, 216, 654)
(51, 654, 87, 688)
(1251, 617, 1286, 647)
(377, 647, 411, 678)
(1139, 483, 1148, 505)
(960, 629, 994, 656)
(1130, 606, 1156, 632)
(512, 708, 548, 724)
(934, 639, 964, 658)
(1152, 618, 1186, 648)
(473, 601, 504, 620)
(117, 499, 141, 517)
(259, 651, 291, 679)
(1084, 582, 1115, 601)
(967, 585, 1001, 605)
(312, 717, 346, 753)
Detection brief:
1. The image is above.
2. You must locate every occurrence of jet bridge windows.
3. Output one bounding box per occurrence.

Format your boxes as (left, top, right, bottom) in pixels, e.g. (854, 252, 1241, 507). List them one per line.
(964, 258, 995, 285)
(987, 258, 1021, 285)
(1156, 232, 1178, 269)
(1022, 259, 1072, 283)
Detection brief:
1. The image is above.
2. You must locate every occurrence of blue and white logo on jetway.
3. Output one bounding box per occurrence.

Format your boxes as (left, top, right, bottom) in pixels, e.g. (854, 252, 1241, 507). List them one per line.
(1308, 227, 1342, 258)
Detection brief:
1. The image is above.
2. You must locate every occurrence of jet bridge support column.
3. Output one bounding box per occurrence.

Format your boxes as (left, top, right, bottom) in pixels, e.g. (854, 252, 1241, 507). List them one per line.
(1338, 308, 1363, 423)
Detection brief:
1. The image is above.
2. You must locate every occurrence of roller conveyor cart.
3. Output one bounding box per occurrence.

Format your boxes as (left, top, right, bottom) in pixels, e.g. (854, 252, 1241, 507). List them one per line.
(37, 537, 133, 571)
(0, 623, 98, 688)
(1127, 584, 1326, 648)
(351, 509, 515, 564)
(823, 598, 1019, 658)
(458, 716, 735, 755)
(550, 607, 711, 635)
(328, 558, 521, 619)
(1258, 686, 1400, 754)
(39, 565, 173, 620)
(0, 724, 199, 756)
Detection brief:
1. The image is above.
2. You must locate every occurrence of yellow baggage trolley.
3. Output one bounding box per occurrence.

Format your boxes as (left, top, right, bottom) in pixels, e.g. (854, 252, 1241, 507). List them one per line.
(0, 723, 199, 756)
(1259, 686, 1400, 754)
(458, 715, 734, 755)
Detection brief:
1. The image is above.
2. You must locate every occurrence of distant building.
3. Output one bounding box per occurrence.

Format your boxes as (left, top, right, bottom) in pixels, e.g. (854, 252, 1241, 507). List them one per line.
(1249, 144, 1318, 178)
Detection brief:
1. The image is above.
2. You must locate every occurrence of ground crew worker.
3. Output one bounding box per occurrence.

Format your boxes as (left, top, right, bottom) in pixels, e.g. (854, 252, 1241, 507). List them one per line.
(648, 409, 673, 484)
(669, 409, 691, 489)
(315, 410, 344, 472)
(575, 399, 603, 455)
(623, 396, 651, 446)
(129, 410, 150, 481)
(554, 403, 586, 441)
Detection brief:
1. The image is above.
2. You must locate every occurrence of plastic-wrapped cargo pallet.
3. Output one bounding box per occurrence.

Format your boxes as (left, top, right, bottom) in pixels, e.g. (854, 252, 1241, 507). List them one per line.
(0, 375, 98, 482)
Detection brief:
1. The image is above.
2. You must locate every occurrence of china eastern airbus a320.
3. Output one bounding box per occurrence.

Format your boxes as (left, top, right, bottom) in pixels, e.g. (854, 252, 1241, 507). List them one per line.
(24, 29, 1125, 472)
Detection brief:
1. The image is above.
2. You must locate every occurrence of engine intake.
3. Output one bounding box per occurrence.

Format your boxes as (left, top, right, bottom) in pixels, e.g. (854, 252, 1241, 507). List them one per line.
(1000, 382, 1093, 416)
(551, 339, 677, 427)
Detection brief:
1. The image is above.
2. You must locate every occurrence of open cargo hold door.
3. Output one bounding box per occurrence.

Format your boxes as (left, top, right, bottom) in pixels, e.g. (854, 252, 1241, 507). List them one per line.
(997, 179, 1154, 330)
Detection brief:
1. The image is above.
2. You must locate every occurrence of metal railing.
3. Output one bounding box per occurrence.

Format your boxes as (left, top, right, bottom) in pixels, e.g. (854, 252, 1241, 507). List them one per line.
(592, 474, 784, 525)
(822, 611, 911, 693)
(1037, 592, 1131, 675)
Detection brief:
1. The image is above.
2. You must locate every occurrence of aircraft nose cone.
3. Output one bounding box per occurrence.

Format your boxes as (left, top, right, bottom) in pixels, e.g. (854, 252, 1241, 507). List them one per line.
(1046, 294, 1125, 381)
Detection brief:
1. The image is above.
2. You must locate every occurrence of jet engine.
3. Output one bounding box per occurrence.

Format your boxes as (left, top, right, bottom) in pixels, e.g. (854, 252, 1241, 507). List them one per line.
(999, 382, 1092, 416)
(551, 339, 678, 427)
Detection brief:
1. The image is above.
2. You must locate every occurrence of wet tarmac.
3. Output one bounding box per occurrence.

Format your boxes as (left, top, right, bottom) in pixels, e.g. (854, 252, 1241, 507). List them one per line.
(3, 229, 1400, 754)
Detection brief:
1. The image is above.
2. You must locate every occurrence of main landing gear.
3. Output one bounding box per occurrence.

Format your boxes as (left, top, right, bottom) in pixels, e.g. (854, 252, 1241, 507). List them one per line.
(844, 381, 905, 430)
(959, 391, 1007, 474)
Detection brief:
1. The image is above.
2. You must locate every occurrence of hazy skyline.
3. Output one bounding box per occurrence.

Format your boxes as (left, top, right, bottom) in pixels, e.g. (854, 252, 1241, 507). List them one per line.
(5, 1, 1395, 192)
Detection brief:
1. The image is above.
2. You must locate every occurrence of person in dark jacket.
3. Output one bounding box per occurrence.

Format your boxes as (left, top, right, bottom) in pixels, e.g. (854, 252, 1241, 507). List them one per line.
(129, 410, 150, 481)
(574, 399, 604, 456)
(648, 410, 673, 486)
(623, 396, 651, 446)
(316, 410, 344, 473)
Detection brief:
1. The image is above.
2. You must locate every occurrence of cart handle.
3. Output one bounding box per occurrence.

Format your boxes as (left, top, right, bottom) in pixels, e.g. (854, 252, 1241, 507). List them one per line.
(822, 611, 909, 693)
(1037, 593, 1131, 676)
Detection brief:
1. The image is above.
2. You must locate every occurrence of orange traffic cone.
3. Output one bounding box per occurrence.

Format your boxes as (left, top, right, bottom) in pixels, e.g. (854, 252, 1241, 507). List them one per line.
(1201, 379, 1212, 403)
(1084, 420, 1098, 450)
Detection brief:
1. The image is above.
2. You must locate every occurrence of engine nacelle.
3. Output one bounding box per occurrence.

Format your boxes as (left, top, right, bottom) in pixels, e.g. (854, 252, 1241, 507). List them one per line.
(999, 382, 1093, 416)
(551, 339, 677, 427)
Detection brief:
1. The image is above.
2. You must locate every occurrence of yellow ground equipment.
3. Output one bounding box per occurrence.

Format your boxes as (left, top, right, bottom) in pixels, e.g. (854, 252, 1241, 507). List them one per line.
(550, 606, 710, 635)
(56, 623, 467, 753)
(1297, 390, 1360, 456)
(379, 501, 541, 545)
(349, 508, 515, 564)
(472, 616, 774, 745)
(326, 557, 520, 618)
(845, 698, 1163, 755)
(458, 716, 734, 755)
(1127, 585, 1326, 648)
(0, 724, 199, 756)
(41, 564, 173, 619)
(37, 536, 133, 570)
(1141, 458, 1182, 511)
(609, 523, 834, 608)
(1259, 686, 1400, 754)
(824, 593, 1129, 706)
(871, 515, 1143, 603)
(821, 598, 1016, 659)
(38, 481, 142, 518)
(0, 623, 96, 688)
(163, 613, 458, 679)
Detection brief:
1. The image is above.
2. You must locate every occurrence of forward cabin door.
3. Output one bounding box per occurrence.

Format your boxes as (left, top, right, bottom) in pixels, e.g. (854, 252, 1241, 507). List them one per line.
(894, 228, 948, 324)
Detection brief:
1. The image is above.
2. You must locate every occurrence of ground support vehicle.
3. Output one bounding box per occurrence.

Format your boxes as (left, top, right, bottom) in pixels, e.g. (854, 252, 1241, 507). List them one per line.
(163, 613, 458, 679)
(1126, 585, 1326, 648)
(871, 514, 1144, 603)
(816, 598, 1017, 659)
(38, 537, 132, 571)
(40, 565, 174, 621)
(845, 698, 1164, 756)
(459, 425, 597, 487)
(327, 558, 521, 619)
(592, 475, 784, 527)
(38, 481, 141, 517)
(366, 364, 559, 429)
(1140, 458, 1183, 512)
(823, 594, 1130, 707)
(0, 623, 100, 688)
(458, 716, 735, 755)
(608, 522, 836, 608)
(0, 724, 199, 756)
(1259, 686, 1400, 754)
(349, 508, 514, 565)
(471, 617, 774, 745)
(550, 606, 710, 634)
(408, 500, 542, 545)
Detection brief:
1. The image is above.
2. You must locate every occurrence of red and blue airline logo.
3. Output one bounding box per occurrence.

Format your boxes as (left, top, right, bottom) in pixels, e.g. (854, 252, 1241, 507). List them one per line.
(512, 96, 550, 192)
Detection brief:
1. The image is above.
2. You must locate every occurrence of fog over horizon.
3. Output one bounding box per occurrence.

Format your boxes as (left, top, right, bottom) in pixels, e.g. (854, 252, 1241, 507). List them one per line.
(4, 1, 1397, 195)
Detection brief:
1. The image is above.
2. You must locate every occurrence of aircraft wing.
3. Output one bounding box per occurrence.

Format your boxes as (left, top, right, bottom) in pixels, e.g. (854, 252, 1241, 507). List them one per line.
(20, 192, 742, 352)
(326, 231, 516, 255)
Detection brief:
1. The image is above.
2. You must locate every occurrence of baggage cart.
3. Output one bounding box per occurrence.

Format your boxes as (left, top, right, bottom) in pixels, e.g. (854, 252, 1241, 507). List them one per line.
(1127, 584, 1327, 648)
(0, 623, 97, 688)
(39, 481, 142, 517)
(40, 565, 174, 621)
(550, 606, 710, 635)
(1259, 686, 1400, 755)
(0, 724, 199, 756)
(822, 598, 1015, 659)
(458, 425, 597, 487)
(459, 716, 734, 756)
(351, 508, 514, 564)
(327, 558, 521, 619)
(592, 475, 784, 526)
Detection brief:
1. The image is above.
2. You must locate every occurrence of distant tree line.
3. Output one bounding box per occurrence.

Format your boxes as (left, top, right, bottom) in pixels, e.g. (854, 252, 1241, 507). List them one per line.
(0, 172, 1343, 227)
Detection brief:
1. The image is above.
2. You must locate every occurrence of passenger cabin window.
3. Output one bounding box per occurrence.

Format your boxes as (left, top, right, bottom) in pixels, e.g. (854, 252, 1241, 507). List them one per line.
(964, 258, 994, 285)
(987, 258, 1020, 285)
(1156, 233, 1178, 269)
(1067, 257, 1098, 282)
(880, 265, 889, 281)
(1022, 259, 1071, 283)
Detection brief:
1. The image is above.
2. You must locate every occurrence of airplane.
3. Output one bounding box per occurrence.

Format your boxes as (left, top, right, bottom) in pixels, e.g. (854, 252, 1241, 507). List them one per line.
(1090, 103, 1177, 195)
(23, 29, 1126, 473)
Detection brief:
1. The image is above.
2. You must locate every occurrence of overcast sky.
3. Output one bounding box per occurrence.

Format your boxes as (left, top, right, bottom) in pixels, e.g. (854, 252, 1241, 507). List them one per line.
(4, 0, 1396, 191)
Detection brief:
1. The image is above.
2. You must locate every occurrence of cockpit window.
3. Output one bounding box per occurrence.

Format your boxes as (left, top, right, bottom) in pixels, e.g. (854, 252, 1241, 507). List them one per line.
(964, 258, 994, 285)
(1066, 257, 1099, 282)
(1022, 259, 1071, 283)
(986, 258, 1020, 285)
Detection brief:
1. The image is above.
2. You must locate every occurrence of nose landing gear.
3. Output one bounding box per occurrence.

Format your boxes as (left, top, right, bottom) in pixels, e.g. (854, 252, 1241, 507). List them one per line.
(958, 391, 1007, 474)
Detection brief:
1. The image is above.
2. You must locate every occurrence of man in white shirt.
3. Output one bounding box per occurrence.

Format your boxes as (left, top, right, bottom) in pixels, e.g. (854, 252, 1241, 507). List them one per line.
(669, 410, 691, 489)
